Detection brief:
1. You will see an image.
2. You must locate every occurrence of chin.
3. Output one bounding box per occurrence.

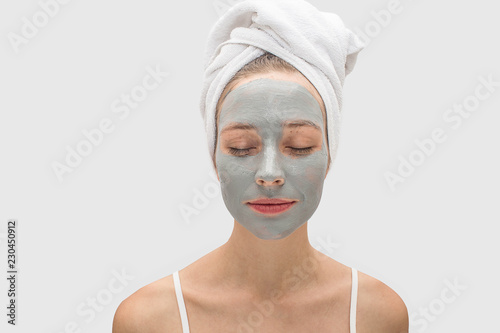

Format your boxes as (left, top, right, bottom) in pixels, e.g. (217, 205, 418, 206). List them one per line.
(251, 225, 300, 240)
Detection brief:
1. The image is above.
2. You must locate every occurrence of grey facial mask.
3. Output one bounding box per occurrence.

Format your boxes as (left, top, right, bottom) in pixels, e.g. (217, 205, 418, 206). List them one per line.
(215, 78, 329, 240)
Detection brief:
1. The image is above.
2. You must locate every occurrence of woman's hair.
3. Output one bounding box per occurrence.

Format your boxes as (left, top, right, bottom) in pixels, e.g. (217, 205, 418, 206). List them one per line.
(214, 52, 331, 174)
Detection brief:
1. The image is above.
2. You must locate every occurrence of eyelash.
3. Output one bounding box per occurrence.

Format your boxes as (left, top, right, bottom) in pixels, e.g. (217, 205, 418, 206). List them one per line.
(228, 147, 314, 156)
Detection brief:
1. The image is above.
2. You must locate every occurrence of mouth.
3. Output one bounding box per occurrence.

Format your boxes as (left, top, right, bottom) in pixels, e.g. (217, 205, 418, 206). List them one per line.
(245, 198, 298, 215)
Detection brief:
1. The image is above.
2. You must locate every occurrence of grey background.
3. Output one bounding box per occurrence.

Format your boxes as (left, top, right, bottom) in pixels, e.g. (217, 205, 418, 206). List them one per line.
(0, 0, 498, 332)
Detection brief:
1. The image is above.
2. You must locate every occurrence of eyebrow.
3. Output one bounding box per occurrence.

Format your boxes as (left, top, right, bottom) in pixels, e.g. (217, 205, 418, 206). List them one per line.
(220, 120, 321, 134)
(285, 120, 321, 131)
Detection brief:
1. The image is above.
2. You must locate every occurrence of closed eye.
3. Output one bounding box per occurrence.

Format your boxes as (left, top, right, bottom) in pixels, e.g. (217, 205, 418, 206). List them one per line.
(287, 147, 314, 155)
(228, 147, 314, 156)
(228, 147, 254, 156)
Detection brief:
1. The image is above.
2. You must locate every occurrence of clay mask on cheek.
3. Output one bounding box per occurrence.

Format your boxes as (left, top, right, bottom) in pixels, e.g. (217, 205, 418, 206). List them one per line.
(215, 78, 329, 240)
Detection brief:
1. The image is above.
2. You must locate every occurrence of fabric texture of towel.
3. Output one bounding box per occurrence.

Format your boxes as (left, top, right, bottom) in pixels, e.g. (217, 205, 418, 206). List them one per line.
(199, 0, 365, 172)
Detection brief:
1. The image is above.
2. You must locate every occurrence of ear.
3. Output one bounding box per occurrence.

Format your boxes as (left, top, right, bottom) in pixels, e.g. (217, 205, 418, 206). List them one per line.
(324, 155, 331, 179)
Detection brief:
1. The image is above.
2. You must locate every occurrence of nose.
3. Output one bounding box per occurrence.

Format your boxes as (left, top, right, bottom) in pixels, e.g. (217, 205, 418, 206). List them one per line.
(255, 144, 285, 187)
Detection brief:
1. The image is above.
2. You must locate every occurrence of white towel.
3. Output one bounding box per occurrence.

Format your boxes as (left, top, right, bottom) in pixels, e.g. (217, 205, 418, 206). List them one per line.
(199, 0, 365, 171)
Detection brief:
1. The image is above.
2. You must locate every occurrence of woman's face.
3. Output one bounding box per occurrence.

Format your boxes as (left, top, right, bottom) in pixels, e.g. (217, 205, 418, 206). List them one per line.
(215, 72, 329, 240)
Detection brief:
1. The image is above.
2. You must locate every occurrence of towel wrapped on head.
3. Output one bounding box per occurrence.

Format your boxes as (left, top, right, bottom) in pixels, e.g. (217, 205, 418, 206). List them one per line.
(199, 0, 365, 172)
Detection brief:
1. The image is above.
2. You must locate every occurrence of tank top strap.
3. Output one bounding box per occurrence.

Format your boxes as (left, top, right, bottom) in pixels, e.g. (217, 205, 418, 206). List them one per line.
(173, 270, 190, 333)
(350, 267, 358, 333)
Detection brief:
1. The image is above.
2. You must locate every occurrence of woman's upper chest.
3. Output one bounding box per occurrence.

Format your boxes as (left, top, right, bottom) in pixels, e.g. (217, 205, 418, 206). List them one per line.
(182, 284, 352, 333)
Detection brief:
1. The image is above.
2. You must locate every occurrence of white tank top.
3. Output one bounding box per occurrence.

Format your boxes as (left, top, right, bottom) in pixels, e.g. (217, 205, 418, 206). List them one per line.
(173, 267, 358, 332)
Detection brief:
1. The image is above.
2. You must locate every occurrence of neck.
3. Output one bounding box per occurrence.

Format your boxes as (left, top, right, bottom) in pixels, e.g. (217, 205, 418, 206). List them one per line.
(215, 220, 325, 299)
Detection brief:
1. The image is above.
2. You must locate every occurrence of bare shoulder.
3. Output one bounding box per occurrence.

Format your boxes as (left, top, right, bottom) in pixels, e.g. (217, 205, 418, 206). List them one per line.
(356, 270, 409, 333)
(112, 274, 182, 333)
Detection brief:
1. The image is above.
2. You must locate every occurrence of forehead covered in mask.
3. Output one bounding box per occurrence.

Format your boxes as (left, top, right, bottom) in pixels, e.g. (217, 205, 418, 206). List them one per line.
(219, 78, 324, 131)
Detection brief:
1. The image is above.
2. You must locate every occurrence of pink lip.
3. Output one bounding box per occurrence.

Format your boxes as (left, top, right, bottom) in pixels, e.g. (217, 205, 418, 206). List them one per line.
(245, 198, 298, 215)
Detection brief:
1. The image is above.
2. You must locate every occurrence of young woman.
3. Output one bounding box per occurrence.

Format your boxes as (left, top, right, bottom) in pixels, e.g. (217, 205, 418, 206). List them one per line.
(113, 1, 409, 332)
